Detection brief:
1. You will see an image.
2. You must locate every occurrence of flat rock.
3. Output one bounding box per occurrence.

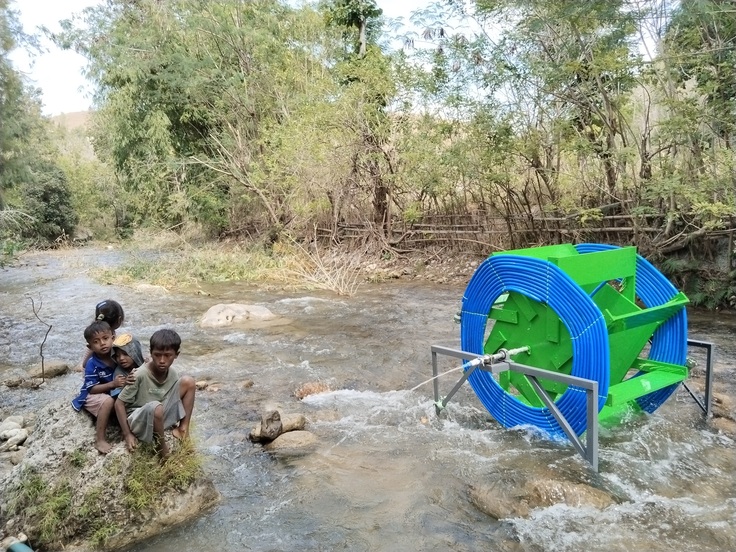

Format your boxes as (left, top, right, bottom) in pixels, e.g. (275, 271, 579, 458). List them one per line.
(27, 360, 69, 379)
(263, 430, 318, 454)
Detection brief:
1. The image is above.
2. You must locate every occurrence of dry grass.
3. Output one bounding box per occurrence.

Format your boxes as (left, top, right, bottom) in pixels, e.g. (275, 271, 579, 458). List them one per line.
(285, 240, 365, 296)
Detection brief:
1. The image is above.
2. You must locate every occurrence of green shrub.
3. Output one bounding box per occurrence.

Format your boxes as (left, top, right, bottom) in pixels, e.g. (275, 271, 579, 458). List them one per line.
(20, 162, 78, 242)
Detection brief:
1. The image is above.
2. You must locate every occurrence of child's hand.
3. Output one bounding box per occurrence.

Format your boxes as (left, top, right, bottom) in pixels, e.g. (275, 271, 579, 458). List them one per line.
(113, 375, 127, 388)
(124, 433, 138, 452)
(124, 370, 136, 385)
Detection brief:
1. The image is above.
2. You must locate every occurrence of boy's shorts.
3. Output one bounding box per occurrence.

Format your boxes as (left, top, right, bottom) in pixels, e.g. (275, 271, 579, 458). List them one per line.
(126, 380, 185, 443)
(83, 393, 112, 417)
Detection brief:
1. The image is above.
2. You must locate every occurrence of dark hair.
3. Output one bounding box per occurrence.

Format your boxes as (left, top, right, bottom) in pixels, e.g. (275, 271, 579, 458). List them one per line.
(84, 321, 113, 343)
(150, 328, 181, 353)
(95, 299, 125, 330)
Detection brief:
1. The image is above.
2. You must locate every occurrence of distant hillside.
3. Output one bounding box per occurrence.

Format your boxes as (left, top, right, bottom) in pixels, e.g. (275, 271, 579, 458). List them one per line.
(51, 110, 92, 131)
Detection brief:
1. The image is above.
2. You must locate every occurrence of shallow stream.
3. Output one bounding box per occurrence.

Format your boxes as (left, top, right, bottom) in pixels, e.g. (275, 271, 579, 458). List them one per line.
(1, 247, 735, 551)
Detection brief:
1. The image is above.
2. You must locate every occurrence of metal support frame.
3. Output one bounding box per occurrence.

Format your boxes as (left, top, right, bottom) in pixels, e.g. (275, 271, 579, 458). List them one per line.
(683, 339, 715, 417)
(431, 345, 600, 471)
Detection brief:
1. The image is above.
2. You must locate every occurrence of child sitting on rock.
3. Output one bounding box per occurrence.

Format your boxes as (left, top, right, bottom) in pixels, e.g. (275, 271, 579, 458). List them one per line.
(110, 333, 144, 398)
(72, 321, 128, 454)
(80, 299, 126, 369)
(115, 329, 196, 461)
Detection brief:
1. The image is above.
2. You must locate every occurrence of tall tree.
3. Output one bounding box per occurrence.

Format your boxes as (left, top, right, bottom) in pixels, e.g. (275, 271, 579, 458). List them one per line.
(1, 0, 75, 243)
(324, 0, 395, 235)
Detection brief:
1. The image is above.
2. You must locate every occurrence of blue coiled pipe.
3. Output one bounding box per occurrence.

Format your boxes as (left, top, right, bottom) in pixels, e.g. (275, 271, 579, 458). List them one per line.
(460, 254, 610, 438)
(574, 243, 687, 412)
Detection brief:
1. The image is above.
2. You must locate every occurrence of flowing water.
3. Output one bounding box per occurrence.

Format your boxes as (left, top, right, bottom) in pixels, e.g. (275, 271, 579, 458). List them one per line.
(1, 248, 735, 552)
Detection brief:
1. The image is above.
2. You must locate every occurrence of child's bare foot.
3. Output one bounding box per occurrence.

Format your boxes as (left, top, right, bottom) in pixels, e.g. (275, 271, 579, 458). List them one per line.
(172, 425, 188, 440)
(95, 439, 112, 454)
(157, 442, 171, 464)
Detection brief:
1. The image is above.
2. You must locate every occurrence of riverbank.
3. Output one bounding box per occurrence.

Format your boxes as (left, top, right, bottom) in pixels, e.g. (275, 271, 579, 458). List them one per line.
(5, 235, 486, 294)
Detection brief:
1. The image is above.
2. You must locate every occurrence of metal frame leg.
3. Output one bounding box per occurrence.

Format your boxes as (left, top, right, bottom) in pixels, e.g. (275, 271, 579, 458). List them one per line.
(684, 339, 715, 417)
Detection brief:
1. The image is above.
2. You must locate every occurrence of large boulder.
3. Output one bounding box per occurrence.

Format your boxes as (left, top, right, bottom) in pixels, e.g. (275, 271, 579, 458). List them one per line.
(469, 475, 616, 520)
(200, 303, 277, 328)
(0, 401, 220, 551)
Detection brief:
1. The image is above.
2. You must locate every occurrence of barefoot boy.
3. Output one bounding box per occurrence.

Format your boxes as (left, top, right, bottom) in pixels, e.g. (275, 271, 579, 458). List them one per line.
(114, 328, 196, 460)
(72, 321, 127, 454)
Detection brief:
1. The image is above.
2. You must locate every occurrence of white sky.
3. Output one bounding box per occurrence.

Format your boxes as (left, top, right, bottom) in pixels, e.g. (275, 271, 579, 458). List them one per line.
(9, 0, 431, 116)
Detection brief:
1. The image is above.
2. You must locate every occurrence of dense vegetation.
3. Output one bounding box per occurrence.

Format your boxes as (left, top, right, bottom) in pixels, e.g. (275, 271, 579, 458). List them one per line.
(2, 0, 736, 303)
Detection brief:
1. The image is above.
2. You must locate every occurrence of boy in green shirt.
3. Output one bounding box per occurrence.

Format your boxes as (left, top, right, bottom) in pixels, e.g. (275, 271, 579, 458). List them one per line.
(115, 328, 196, 460)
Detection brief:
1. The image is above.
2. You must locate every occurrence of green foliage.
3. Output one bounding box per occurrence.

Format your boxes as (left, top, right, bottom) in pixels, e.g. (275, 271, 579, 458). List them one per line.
(97, 238, 286, 288)
(19, 161, 79, 242)
(688, 276, 736, 310)
(577, 208, 604, 226)
(12, 469, 47, 507)
(659, 255, 736, 310)
(90, 522, 120, 548)
(8, 469, 73, 547)
(1, 1, 80, 245)
(53, 123, 121, 240)
(402, 203, 422, 224)
(124, 439, 202, 512)
(324, 0, 383, 55)
(68, 448, 87, 468)
(35, 481, 73, 543)
(665, 0, 736, 141)
(0, 237, 21, 267)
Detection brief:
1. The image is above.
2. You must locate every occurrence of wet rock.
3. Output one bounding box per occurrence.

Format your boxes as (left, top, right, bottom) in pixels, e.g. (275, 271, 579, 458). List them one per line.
(469, 480, 531, 520)
(712, 392, 735, 421)
(0, 369, 28, 387)
(710, 416, 736, 437)
(528, 479, 614, 509)
(294, 381, 330, 399)
(249, 413, 306, 443)
(200, 303, 277, 328)
(263, 430, 318, 454)
(27, 360, 69, 379)
(260, 410, 282, 441)
(2, 416, 24, 428)
(0, 421, 22, 435)
(469, 476, 615, 520)
(0, 429, 28, 450)
(8, 446, 26, 465)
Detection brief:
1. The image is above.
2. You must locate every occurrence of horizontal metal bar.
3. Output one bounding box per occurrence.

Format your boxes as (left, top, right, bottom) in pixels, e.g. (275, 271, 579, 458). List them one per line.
(492, 361, 599, 392)
(430, 345, 485, 362)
